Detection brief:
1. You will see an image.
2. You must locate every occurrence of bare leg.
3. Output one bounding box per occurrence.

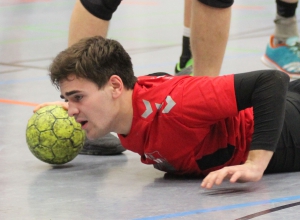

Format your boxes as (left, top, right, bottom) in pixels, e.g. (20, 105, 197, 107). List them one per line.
(184, 0, 192, 28)
(68, 0, 109, 46)
(191, 0, 231, 77)
(282, 0, 298, 3)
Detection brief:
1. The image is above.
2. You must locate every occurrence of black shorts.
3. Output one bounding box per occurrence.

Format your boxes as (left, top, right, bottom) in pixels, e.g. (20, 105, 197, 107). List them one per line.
(265, 79, 300, 173)
(198, 0, 233, 8)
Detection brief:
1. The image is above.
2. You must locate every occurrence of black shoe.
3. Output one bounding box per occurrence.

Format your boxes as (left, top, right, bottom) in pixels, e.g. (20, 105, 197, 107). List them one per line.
(80, 133, 126, 155)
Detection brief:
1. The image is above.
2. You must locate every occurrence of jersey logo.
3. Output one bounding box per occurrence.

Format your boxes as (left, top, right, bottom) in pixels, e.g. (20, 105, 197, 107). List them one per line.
(162, 95, 176, 113)
(142, 100, 152, 118)
(145, 151, 177, 172)
(141, 95, 176, 118)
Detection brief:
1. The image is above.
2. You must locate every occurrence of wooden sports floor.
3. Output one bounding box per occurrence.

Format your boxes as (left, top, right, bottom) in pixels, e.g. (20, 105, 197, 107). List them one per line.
(1, 0, 300, 219)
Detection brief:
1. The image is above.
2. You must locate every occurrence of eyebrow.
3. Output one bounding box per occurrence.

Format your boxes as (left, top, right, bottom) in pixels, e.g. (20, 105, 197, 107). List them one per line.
(60, 90, 80, 99)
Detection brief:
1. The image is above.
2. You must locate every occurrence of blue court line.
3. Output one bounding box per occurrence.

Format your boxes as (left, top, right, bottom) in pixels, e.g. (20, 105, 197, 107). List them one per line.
(0, 76, 48, 85)
(134, 195, 300, 220)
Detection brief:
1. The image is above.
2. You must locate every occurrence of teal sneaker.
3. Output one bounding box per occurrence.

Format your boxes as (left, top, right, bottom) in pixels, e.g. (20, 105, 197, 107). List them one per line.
(261, 35, 300, 79)
(175, 58, 193, 73)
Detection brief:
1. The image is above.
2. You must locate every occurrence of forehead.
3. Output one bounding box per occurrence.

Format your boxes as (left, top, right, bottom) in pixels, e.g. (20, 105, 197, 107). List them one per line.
(59, 75, 97, 94)
(60, 75, 89, 88)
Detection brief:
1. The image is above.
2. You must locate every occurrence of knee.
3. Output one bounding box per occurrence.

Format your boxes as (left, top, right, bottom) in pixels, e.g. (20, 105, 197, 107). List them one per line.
(80, 0, 122, 21)
(198, 0, 234, 8)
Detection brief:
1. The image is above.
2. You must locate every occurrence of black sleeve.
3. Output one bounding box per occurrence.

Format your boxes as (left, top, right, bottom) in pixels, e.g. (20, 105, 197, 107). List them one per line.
(234, 70, 289, 152)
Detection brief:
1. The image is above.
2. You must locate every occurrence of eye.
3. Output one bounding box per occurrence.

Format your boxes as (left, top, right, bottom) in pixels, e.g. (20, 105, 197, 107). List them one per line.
(74, 95, 83, 102)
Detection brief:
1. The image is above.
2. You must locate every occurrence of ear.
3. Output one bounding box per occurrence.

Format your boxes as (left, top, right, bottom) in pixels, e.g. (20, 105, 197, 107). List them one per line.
(108, 75, 124, 98)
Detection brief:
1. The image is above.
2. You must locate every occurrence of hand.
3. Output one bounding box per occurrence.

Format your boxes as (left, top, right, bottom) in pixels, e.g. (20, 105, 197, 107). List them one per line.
(201, 162, 264, 189)
(201, 150, 273, 189)
(33, 101, 68, 113)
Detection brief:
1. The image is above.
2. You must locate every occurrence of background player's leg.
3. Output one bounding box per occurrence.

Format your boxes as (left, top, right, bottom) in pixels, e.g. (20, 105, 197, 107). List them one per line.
(191, 0, 231, 77)
(175, 0, 193, 73)
(262, 0, 300, 78)
(68, 0, 110, 46)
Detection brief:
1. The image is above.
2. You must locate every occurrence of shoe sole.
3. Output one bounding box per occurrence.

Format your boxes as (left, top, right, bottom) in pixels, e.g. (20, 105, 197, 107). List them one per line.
(79, 145, 125, 155)
(261, 55, 300, 79)
(80, 133, 126, 155)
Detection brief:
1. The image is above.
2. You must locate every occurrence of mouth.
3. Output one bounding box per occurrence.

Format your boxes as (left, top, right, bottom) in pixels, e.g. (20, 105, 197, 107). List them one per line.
(78, 120, 88, 129)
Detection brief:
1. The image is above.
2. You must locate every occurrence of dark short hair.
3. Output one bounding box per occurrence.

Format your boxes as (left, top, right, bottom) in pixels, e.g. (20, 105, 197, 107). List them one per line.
(49, 36, 137, 89)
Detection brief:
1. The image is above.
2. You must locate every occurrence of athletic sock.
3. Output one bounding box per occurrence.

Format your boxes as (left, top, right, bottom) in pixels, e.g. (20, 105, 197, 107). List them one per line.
(274, 15, 299, 44)
(274, 0, 299, 44)
(179, 27, 192, 68)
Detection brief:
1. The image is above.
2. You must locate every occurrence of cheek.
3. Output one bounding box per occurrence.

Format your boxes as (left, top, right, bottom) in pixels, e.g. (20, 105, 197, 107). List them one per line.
(88, 96, 115, 121)
(90, 106, 109, 122)
(98, 99, 114, 115)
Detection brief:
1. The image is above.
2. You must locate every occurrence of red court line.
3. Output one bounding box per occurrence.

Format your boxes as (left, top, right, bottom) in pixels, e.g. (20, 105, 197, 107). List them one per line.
(0, 0, 51, 7)
(17, 0, 50, 2)
(1, 0, 156, 7)
(0, 99, 38, 107)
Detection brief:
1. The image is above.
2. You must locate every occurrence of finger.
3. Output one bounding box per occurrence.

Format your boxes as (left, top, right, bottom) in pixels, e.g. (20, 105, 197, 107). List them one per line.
(33, 105, 40, 113)
(201, 175, 213, 189)
(33, 102, 67, 113)
(202, 168, 236, 189)
(201, 172, 219, 189)
(33, 103, 48, 112)
(229, 171, 242, 183)
(61, 102, 69, 110)
(214, 168, 233, 185)
(201, 179, 214, 189)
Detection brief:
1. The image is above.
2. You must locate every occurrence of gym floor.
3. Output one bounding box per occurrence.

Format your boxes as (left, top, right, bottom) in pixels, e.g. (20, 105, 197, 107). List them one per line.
(1, 0, 300, 219)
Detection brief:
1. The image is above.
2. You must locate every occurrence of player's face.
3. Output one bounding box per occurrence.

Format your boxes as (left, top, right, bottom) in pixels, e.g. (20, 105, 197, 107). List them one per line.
(59, 74, 118, 140)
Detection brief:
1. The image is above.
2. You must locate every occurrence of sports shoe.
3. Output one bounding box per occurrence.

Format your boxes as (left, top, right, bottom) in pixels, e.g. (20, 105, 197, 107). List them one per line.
(261, 35, 300, 79)
(80, 133, 126, 155)
(175, 58, 193, 73)
(175, 65, 193, 76)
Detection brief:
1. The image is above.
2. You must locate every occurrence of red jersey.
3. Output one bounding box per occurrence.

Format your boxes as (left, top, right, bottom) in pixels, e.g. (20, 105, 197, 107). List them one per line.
(118, 74, 254, 176)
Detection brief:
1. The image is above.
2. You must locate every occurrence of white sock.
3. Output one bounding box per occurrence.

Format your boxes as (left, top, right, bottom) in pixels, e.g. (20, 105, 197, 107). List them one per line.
(274, 14, 299, 43)
(183, 26, 190, 38)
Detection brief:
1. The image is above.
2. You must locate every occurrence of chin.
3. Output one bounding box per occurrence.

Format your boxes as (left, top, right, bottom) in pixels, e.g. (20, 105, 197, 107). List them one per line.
(86, 132, 107, 140)
(85, 133, 98, 140)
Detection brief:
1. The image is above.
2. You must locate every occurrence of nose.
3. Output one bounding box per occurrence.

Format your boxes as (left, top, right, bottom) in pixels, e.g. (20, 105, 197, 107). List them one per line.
(67, 103, 79, 117)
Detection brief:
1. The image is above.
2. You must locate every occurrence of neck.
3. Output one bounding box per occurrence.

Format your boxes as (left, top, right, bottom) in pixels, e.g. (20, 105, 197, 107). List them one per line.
(113, 89, 133, 135)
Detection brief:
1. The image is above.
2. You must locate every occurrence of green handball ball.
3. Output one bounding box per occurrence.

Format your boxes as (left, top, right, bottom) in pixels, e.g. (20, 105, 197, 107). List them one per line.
(26, 105, 86, 164)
